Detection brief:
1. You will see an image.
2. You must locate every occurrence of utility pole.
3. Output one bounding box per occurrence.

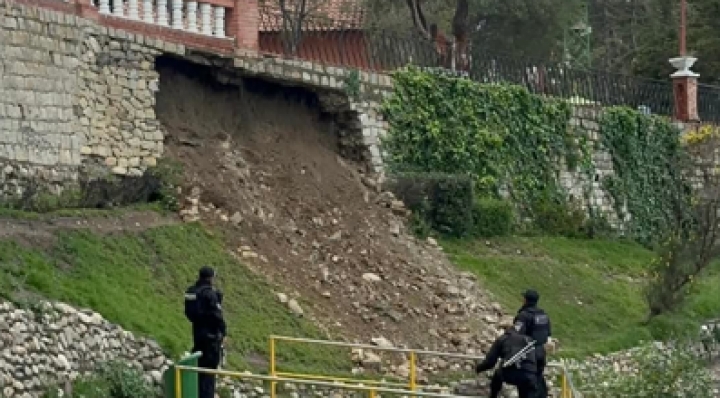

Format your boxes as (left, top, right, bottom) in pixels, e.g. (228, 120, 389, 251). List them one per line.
(669, 0, 699, 122)
(679, 0, 687, 56)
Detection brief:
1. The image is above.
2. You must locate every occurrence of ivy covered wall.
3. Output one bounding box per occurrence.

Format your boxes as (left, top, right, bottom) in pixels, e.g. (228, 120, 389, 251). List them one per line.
(379, 66, 691, 243)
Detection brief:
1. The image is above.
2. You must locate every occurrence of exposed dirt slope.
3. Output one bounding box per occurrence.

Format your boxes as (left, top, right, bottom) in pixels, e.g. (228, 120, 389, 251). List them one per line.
(155, 57, 506, 372)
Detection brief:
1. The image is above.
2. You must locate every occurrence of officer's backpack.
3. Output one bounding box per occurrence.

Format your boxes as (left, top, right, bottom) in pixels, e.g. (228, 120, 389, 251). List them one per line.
(529, 311, 550, 345)
(184, 285, 211, 323)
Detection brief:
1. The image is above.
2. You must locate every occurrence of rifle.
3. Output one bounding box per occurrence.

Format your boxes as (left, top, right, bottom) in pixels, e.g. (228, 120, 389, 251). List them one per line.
(501, 340, 536, 369)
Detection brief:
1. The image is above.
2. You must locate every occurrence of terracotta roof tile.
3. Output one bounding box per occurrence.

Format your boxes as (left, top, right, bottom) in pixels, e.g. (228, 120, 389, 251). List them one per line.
(259, 0, 366, 32)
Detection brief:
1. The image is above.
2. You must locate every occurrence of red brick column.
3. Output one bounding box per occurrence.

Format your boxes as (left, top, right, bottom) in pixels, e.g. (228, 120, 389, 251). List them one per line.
(670, 56, 700, 122)
(75, 0, 99, 20)
(227, 0, 259, 52)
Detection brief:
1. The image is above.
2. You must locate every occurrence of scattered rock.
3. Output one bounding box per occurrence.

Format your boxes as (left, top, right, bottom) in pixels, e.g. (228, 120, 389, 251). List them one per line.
(371, 337, 393, 348)
(362, 273, 382, 283)
(230, 212, 243, 226)
(287, 299, 304, 317)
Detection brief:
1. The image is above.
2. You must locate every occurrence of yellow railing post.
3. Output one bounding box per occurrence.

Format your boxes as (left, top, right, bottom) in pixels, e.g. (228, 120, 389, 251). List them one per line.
(369, 388, 376, 398)
(409, 351, 417, 391)
(175, 366, 181, 398)
(270, 337, 277, 398)
(562, 372, 569, 398)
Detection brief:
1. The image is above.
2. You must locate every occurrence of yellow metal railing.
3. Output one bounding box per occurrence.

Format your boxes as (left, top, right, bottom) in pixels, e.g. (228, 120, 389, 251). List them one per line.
(268, 335, 579, 398)
(173, 365, 478, 398)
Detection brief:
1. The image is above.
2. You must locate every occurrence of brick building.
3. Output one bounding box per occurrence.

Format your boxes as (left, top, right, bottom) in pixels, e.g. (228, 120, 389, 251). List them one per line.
(257, 0, 372, 69)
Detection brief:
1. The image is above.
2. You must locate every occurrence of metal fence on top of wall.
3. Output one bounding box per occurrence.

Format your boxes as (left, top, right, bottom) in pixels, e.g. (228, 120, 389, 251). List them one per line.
(258, 24, 720, 122)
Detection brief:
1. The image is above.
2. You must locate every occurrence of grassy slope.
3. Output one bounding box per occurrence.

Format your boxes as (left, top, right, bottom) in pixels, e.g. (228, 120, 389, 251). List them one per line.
(0, 221, 346, 374)
(443, 236, 720, 357)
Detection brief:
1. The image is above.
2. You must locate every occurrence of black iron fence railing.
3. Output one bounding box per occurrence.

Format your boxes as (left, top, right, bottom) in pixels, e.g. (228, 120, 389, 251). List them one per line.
(258, 25, 720, 122)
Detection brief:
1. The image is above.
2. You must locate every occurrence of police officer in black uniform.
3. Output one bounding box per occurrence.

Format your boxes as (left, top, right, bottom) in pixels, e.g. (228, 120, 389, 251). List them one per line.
(185, 266, 227, 398)
(475, 319, 539, 398)
(513, 289, 551, 398)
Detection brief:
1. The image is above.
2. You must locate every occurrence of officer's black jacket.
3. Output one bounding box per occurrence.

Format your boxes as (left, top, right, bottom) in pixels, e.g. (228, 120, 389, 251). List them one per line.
(193, 280, 227, 341)
(514, 304, 552, 346)
(475, 330, 537, 374)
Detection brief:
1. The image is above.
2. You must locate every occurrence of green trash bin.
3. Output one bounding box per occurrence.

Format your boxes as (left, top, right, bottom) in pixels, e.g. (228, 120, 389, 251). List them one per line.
(163, 352, 203, 398)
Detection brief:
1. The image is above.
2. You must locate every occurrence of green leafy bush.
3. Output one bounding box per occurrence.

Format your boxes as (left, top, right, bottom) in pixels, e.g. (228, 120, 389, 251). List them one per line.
(386, 172, 475, 237)
(146, 158, 184, 212)
(570, 341, 714, 397)
(41, 361, 158, 398)
(381, 66, 579, 220)
(530, 195, 588, 238)
(408, 204, 434, 239)
(471, 197, 515, 237)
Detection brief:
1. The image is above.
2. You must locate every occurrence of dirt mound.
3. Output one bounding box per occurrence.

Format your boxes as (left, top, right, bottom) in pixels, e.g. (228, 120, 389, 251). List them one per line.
(155, 57, 505, 372)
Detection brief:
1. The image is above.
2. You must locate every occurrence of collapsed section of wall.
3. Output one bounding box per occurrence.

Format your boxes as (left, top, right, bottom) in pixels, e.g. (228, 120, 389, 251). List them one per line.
(0, 0, 392, 202)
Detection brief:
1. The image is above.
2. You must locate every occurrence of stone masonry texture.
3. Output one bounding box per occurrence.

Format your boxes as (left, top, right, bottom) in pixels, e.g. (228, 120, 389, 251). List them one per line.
(0, 0, 178, 200)
(0, 0, 393, 202)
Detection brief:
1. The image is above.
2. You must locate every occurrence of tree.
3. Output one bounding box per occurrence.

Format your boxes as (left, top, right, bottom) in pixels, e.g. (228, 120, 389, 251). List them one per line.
(403, 0, 470, 70)
(687, 0, 720, 84)
(646, 125, 720, 317)
(470, 0, 583, 60)
(259, 0, 354, 55)
(364, 0, 583, 65)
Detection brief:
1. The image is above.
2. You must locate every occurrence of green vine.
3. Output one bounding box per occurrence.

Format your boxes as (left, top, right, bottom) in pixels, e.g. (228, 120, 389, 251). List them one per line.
(380, 66, 583, 220)
(343, 69, 361, 101)
(598, 107, 691, 247)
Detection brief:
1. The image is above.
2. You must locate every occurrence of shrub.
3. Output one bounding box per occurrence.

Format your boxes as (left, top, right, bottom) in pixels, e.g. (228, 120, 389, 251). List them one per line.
(408, 200, 434, 239)
(94, 361, 157, 398)
(471, 197, 515, 237)
(530, 195, 587, 238)
(570, 341, 714, 398)
(41, 361, 158, 398)
(386, 172, 475, 237)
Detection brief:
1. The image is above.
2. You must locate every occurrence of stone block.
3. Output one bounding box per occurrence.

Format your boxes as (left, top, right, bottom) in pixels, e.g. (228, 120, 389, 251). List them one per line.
(111, 166, 128, 175)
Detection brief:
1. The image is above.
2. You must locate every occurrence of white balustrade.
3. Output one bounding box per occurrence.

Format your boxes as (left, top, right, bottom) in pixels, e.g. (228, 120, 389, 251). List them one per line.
(112, 0, 124, 17)
(213, 5, 224, 38)
(200, 3, 212, 35)
(127, 0, 139, 19)
(157, 0, 169, 26)
(142, 0, 154, 23)
(171, 0, 183, 29)
(92, 0, 231, 40)
(98, 0, 110, 14)
(186, 1, 198, 32)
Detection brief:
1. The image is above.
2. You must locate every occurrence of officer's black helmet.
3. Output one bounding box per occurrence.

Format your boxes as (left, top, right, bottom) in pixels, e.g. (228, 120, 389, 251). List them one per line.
(522, 289, 540, 304)
(199, 266, 216, 279)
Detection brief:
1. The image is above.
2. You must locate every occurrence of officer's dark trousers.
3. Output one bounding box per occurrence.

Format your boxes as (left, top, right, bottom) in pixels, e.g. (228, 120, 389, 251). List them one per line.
(192, 339, 221, 398)
(490, 368, 538, 398)
(536, 346, 547, 398)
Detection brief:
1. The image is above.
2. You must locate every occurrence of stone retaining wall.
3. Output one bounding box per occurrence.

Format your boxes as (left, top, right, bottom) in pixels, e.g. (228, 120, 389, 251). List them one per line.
(0, 300, 170, 398)
(0, 0, 176, 199)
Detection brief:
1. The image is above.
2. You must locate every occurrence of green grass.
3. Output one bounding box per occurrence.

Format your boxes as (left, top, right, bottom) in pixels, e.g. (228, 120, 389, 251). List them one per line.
(0, 202, 166, 220)
(443, 236, 720, 357)
(0, 222, 348, 374)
